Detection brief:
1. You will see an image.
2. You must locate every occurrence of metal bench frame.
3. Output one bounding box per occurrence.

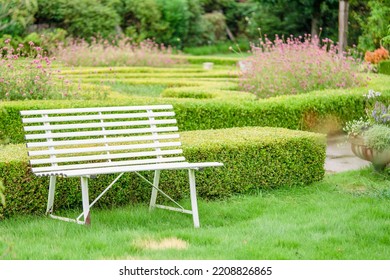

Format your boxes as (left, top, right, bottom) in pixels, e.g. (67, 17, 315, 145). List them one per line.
(21, 105, 223, 227)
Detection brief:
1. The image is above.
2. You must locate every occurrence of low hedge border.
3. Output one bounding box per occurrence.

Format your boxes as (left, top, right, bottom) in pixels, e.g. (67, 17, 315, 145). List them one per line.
(0, 127, 326, 219)
(0, 88, 385, 144)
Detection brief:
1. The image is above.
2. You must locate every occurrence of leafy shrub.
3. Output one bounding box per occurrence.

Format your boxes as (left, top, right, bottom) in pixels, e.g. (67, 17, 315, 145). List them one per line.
(378, 60, 390, 75)
(122, 0, 205, 47)
(0, 180, 5, 206)
(0, 127, 326, 218)
(381, 24, 390, 49)
(122, 0, 166, 42)
(358, 0, 390, 51)
(238, 34, 365, 98)
(364, 124, 390, 152)
(0, 0, 38, 37)
(52, 37, 182, 67)
(156, 0, 191, 48)
(201, 12, 227, 44)
(364, 47, 389, 64)
(36, 0, 120, 39)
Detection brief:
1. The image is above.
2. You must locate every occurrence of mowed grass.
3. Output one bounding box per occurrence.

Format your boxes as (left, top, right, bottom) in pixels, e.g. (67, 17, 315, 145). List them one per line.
(1, 168, 389, 260)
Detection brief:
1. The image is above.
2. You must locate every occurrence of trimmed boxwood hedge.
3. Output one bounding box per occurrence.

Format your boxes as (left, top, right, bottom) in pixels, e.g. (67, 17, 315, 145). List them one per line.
(0, 89, 378, 144)
(0, 127, 326, 219)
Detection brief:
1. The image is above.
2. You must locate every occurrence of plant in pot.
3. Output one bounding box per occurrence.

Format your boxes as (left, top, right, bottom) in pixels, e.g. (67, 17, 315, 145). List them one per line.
(344, 90, 390, 171)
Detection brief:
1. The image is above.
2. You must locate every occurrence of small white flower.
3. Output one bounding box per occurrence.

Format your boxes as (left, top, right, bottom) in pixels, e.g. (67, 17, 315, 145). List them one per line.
(364, 89, 381, 99)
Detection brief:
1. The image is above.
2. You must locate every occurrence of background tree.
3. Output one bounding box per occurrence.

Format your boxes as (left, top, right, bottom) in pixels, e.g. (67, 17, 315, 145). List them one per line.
(0, 0, 37, 35)
(250, 0, 338, 40)
(338, 0, 349, 52)
(357, 0, 390, 51)
(36, 0, 120, 39)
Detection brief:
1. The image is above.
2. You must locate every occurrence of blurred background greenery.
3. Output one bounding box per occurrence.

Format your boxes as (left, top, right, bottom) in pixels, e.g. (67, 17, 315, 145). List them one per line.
(0, 0, 389, 54)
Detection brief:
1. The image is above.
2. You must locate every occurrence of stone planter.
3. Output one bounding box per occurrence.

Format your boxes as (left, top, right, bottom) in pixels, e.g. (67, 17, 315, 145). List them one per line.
(350, 136, 390, 171)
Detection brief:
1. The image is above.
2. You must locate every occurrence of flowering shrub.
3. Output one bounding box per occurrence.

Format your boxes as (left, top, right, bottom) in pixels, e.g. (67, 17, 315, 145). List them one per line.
(344, 89, 390, 152)
(364, 47, 389, 64)
(363, 89, 390, 125)
(52, 37, 182, 67)
(238, 34, 364, 98)
(0, 39, 60, 100)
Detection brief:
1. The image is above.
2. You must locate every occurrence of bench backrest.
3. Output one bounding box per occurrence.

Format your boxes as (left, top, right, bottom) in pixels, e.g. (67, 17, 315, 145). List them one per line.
(20, 105, 186, 175)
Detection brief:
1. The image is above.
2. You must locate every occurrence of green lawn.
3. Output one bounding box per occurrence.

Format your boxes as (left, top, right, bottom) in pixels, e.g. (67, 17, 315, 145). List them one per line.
(1, 167, 389, 260)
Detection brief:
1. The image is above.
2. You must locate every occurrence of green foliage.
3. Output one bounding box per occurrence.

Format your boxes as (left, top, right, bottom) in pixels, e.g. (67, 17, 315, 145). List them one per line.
(184, 0, 205, 46)
(0, 127, 326, 218)
(248, 0, 338, 40)
(0, 0, 38, 36)
(364, 124, 390, 151)
(378, 60, 390, 75)
(201, 12, 227, 43)
(156, 0, 191, 47)
(381, 25, 390, 49)
(183, 40, 250, 55)
(36, 0, 120, 39)
(122, 0, 166, 42)
(0, 180, 5, 206)
(358, 0, 390, 51)
(122, 0, 205, 47)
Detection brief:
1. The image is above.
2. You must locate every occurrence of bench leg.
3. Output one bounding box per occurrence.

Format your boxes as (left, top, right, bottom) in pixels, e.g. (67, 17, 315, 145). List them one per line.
(149, 170, 161, 210)
(189, 169, 200, 228)
(81, 176, 91, 225)
(46, 176, 56, 214)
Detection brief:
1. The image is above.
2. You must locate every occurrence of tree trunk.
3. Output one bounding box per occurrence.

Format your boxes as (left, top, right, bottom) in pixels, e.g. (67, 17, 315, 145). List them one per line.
(311, 0, 322, 38)
(311, 16, 320, 37)
(338, 0, 349, 53)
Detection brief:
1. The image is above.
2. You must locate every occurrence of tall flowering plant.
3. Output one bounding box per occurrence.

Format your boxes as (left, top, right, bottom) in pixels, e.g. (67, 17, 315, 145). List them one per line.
(238, 33, 365, 99)
(0, 39, 57, 100)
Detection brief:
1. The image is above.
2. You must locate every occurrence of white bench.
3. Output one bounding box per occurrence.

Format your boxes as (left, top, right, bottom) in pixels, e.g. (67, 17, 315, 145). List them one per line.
(20, 105, 223, 227)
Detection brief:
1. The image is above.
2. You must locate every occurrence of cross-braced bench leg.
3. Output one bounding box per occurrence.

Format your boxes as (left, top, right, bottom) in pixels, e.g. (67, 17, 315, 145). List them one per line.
(46, 176, 56, 214)
(146, 169, 200, 228)
(189, 169, 200, 228)
(149, 170, 161, 210)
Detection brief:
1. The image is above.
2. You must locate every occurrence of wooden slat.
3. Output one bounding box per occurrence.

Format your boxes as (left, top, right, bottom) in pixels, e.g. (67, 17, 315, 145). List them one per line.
(26, 134, 180, 148)
(20, 105, 173, 116)
(28, 141, 182, 156)
(25, 126, 178, 140)
(30, 149, 183, 165)
(24, 119, 177, 132)
(32, 156, 187, 173)
(22, 111, 175, 124)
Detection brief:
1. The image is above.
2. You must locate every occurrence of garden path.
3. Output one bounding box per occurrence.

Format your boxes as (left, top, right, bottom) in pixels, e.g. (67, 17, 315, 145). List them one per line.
(325, 134, 370, 173)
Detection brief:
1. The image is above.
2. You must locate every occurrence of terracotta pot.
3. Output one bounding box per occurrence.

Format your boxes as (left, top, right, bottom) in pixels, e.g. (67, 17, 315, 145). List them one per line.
(350, 136, 390, 171)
